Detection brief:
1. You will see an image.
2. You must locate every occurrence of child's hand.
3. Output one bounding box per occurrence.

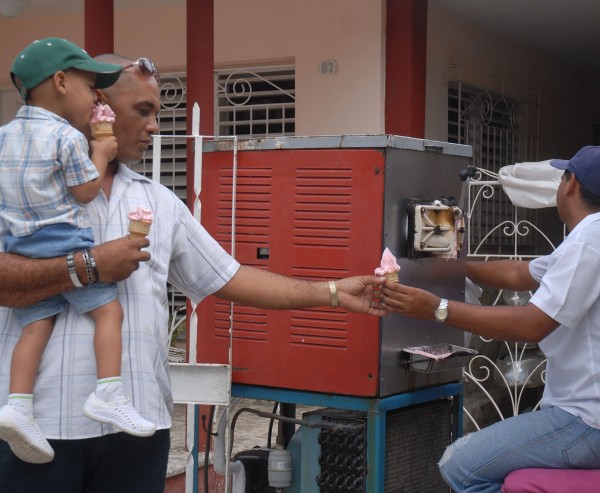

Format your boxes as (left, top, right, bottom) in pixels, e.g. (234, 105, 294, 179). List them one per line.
(90, 136, 118, 163)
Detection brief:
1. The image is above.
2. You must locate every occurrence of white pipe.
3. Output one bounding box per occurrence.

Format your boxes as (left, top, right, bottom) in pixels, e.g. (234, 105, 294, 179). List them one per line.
(214, 399, 246, 493)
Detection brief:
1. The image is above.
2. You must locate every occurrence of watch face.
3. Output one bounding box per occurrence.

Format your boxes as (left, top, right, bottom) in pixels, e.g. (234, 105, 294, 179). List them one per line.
(435, 301, 448, 323)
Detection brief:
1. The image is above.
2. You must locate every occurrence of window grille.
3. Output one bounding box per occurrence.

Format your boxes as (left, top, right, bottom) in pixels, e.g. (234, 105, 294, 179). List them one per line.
(215, 65, 295, 138)
(448, 81, 544, 256)
(132, 72, 189, 203)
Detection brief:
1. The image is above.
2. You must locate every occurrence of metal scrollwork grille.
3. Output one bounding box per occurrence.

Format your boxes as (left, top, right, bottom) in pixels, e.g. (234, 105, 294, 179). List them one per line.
(215, 65, 295, 138)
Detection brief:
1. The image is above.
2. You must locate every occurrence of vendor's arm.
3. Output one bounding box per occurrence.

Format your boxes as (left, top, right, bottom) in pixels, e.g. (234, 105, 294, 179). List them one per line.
(215, 265, 386, 316)
(382, 282, 558, 343)
(466, 259, 539, 291)
(0, 236, 150, 307)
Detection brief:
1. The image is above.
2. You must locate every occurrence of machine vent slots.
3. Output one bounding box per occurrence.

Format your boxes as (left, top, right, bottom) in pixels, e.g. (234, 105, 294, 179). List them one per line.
(214, 304, 269, 342)
(215, 166, 273, 249)
(293, 167, 352, 249)
(290, 308, 349, 349)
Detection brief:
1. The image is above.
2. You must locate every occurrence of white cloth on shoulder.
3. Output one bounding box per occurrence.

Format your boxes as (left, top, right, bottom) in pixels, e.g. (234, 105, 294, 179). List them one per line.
(497, 160, 562, 209)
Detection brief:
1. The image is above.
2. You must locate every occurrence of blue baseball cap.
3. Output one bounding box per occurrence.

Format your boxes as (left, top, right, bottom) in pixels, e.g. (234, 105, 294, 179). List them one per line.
(551, 146, 600, 197)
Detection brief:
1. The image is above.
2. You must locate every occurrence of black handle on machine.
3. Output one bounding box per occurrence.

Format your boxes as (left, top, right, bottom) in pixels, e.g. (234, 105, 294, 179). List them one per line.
(458, 164, 477, 213)
(459, 165, 477, 182)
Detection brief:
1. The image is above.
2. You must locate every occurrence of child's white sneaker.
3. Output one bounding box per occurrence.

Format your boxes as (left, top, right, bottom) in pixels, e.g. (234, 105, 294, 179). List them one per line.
(0, 404, 54, 463)
(83, 392, 156, 437)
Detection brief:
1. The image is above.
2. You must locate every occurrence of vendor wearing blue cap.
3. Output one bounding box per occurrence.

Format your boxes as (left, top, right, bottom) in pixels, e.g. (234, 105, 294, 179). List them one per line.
(0, 38, 155, 466)
(550, 145, 600, 199)
(382, 146, 600, 492)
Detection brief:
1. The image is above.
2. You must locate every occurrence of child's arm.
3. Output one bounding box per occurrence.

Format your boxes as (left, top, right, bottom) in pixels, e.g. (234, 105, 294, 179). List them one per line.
(0, 237, 150, 307)
(70, 137, 118, 203)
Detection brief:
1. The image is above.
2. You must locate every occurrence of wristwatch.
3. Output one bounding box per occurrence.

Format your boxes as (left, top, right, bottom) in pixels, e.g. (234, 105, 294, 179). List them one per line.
(435, 298, 449, 324)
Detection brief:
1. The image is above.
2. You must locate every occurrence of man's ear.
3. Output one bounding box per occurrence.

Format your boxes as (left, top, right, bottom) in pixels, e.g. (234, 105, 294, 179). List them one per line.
(565, 173, 580, 195)
(95, 89, 106, 104)
(53, 71, 68, 95)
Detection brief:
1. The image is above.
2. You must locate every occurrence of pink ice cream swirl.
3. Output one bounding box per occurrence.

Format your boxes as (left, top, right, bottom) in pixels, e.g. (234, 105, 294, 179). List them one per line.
(374, 247, 401, 276)
(128, 206, 153, 223)
(91, 103, 116, 123)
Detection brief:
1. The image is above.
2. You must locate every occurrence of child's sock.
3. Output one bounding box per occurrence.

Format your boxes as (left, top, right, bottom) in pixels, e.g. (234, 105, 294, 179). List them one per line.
(7, 393, 34, 417)
(95, 377, 125, 403)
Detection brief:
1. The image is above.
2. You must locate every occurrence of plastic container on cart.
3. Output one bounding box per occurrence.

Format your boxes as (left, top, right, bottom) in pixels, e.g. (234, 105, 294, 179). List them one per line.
(401, 344, 477, 373)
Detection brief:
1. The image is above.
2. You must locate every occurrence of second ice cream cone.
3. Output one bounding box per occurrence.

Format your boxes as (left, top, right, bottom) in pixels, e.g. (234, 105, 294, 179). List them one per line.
(128, 219, 151, 238)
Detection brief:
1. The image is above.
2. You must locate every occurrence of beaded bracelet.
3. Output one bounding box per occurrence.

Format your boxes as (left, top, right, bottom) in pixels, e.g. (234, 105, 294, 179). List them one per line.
(82, 250, 95, 285)
(86, 249, 99, 282)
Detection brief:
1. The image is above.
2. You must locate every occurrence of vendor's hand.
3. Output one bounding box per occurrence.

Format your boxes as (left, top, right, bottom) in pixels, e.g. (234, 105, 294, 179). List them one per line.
(92, 236, 151, 282)
(381, 282, 439, 321)
(336, 275, 387, 316)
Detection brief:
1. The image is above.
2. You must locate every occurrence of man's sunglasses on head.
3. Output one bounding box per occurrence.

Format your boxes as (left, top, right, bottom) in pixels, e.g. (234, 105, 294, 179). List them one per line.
(123, 58, 160, 85)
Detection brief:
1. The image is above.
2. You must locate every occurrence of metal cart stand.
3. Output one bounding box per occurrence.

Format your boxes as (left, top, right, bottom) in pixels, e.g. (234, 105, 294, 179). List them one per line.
(232, 382, 463, 493)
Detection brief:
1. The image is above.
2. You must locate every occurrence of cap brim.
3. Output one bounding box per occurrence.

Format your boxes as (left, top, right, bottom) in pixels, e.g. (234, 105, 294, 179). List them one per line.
(73, 60, 123, 89)
(550, 159, 569, 170)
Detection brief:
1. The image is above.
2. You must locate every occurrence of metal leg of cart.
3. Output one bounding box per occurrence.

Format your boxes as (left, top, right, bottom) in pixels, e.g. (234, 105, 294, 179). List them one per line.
(232, 382, 463, 493)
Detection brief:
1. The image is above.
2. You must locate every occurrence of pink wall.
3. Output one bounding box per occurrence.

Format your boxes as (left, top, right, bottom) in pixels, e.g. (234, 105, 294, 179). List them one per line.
(0, 1, 385, 136)
(0, 5, 187, 88)
(2, 1, 600, 156)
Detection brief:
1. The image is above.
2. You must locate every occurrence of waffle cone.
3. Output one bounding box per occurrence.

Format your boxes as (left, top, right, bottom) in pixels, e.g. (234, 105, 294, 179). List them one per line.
(385, 272, 399, 284)
(128, 219, 152, 238)
(91, 122, 114, 140)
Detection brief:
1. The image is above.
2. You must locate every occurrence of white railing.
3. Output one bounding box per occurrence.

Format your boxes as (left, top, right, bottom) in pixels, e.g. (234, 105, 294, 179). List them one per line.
(152, 103, 239, 493)
(463, 166, 563, 430)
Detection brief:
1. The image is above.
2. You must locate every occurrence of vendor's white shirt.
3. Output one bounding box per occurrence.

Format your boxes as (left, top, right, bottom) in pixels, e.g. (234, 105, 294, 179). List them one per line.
(0, 164, 240, 439)
(529, 212, 600, 429)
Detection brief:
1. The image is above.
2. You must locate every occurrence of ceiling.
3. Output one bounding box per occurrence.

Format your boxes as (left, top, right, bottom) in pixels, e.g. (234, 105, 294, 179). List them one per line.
(4, 0, 600, 73)
(429, 0, 600, 73)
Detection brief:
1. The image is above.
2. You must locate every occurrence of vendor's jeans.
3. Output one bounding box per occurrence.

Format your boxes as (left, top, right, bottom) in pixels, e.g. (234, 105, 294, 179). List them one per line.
(439, 406, 600, 493)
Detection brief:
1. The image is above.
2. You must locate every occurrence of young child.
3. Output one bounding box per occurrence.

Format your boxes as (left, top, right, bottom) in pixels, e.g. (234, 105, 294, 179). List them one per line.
(0, 38, 156, 464)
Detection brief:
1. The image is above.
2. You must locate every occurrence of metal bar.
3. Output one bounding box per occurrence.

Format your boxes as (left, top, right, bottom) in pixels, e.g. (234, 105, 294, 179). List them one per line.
(231, 382, 463, 412)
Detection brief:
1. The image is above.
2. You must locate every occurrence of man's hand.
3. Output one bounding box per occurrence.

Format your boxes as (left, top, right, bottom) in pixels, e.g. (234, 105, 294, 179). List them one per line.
(336, 275, 387, 316)
(92, 236, 151, 283)
(382, 280, 559, 342)
(381, 281, 439, 320)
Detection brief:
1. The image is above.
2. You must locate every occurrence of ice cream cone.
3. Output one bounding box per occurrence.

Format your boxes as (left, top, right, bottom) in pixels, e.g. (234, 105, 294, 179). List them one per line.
(385, 272, 399, 284)
(91, 122, 113, 140)
(128, 219, 151, 238)
(375, 247, 401, 282)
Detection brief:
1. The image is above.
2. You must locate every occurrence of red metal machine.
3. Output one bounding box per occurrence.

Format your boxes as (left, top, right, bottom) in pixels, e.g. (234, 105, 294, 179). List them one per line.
(197, 135, 471, 398)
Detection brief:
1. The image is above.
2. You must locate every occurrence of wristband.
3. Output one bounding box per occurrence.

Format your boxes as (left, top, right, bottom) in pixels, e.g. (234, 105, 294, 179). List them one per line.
(328, 280, 338, 308)
(67, 252, 83, 288)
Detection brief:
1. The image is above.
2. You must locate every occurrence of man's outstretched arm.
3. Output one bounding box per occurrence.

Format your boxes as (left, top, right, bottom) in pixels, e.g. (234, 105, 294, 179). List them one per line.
(0, 236, 150, 307)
